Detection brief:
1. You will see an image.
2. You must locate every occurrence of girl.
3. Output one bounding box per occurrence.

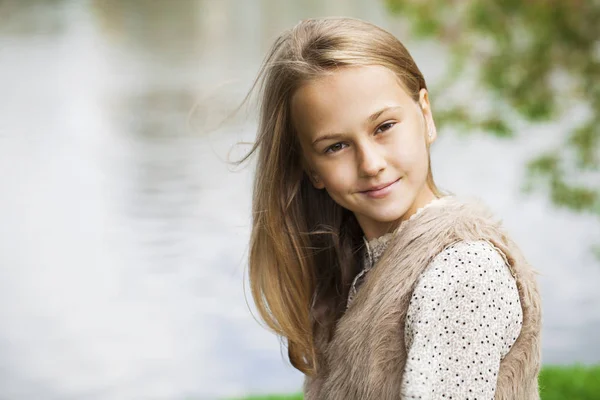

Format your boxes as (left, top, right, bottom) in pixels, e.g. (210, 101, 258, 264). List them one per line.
(240, 17, 542, 399)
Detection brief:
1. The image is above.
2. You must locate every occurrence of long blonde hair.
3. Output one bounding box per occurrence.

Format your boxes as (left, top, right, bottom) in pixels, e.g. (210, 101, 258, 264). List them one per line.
(238, 17, 443, 377)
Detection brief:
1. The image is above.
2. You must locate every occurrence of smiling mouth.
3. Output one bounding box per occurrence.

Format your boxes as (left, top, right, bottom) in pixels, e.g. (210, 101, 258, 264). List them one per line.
(360, 178, 401, 193)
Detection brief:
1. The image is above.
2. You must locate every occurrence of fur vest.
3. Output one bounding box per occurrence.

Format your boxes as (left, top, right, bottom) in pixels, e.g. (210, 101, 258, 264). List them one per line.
(303, 196, 542, 399)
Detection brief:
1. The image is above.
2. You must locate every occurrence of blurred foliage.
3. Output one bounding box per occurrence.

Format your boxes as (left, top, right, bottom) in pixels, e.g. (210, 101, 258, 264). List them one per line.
(386, 0, 600, 219)
(539, 364, 600, 399)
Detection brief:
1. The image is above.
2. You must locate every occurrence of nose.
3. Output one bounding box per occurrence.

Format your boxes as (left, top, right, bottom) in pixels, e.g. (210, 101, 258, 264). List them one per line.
(357, 140, 386, 177)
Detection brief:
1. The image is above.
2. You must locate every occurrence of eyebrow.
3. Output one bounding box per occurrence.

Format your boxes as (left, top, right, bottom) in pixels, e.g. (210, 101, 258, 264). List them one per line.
(311, 106, 403, 146)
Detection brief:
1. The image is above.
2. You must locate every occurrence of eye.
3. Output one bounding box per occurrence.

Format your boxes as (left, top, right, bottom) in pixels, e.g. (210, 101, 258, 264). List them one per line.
(324, 142, 348, 154)
(376, 122, 396, 134)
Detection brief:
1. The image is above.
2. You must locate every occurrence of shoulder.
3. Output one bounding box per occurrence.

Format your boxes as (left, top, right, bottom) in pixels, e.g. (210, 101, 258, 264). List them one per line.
(387, 196, 512, 267)
(432, 240, 511, 272)
(417, 195, 502, 225)
(415, 240, 517, 297)
(406, 196, 506, 242)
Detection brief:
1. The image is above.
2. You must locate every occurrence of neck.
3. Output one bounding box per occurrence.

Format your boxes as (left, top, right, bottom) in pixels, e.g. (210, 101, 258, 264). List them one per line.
(358, 186, 439, 241)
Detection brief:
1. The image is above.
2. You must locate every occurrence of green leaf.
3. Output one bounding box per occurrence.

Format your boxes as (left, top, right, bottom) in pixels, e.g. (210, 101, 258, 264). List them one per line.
(479, 117, 513, 138)
(568, 123, 600, 169)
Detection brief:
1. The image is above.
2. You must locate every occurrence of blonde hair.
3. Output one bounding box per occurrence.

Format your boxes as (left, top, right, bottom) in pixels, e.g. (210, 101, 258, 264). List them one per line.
(238, 17, 443, 377)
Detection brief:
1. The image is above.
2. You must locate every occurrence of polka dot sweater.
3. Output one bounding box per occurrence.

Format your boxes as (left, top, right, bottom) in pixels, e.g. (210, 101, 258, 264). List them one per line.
(349, 238, 523, 399)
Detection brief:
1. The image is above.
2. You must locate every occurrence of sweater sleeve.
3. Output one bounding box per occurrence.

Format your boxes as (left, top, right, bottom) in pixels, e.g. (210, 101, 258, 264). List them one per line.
(400, 240, 523, 400)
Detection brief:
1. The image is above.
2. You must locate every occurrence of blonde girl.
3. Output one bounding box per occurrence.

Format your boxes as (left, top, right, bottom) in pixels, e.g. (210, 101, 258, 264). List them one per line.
(240, 17, 541, 399)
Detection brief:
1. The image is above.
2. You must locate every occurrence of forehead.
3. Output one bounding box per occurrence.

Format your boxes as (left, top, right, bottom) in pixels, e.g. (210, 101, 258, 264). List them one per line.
(290, 65, 414, 138)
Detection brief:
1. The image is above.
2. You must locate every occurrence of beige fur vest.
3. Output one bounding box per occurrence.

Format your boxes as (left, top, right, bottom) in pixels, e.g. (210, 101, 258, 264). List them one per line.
(303, 196, 542, 399)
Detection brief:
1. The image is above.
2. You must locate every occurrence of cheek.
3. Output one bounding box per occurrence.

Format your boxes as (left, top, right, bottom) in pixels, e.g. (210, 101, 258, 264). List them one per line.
(315, 159, 356, 192)
(390, 132, 429, 174)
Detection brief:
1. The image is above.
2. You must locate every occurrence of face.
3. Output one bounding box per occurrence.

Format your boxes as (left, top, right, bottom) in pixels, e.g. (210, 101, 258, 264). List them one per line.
(291, 65, 438, 240)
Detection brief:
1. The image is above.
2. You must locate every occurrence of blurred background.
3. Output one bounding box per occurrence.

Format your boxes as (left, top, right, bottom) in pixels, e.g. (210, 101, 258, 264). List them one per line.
(0, 0, 598, 399)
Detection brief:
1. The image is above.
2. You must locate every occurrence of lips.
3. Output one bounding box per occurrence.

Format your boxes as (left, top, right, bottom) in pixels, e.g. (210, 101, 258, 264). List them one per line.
(360, 178, 400, 193)
(358, 178, 401, 199)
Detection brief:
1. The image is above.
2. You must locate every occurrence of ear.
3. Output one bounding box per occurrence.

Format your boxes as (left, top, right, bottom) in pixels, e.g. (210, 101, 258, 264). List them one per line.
(302, 159, 325, 189)
(311, 174, 325, 189)
(418, 88, 437, 145)
(307, 170, 326, 190)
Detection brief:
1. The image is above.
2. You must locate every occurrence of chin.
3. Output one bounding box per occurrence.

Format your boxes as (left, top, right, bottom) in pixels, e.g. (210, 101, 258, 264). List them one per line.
(368, 208, 407, 223)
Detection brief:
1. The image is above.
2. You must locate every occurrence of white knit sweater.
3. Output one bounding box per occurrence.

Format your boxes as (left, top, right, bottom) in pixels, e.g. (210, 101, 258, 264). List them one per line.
(346, 199, 523, 398)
